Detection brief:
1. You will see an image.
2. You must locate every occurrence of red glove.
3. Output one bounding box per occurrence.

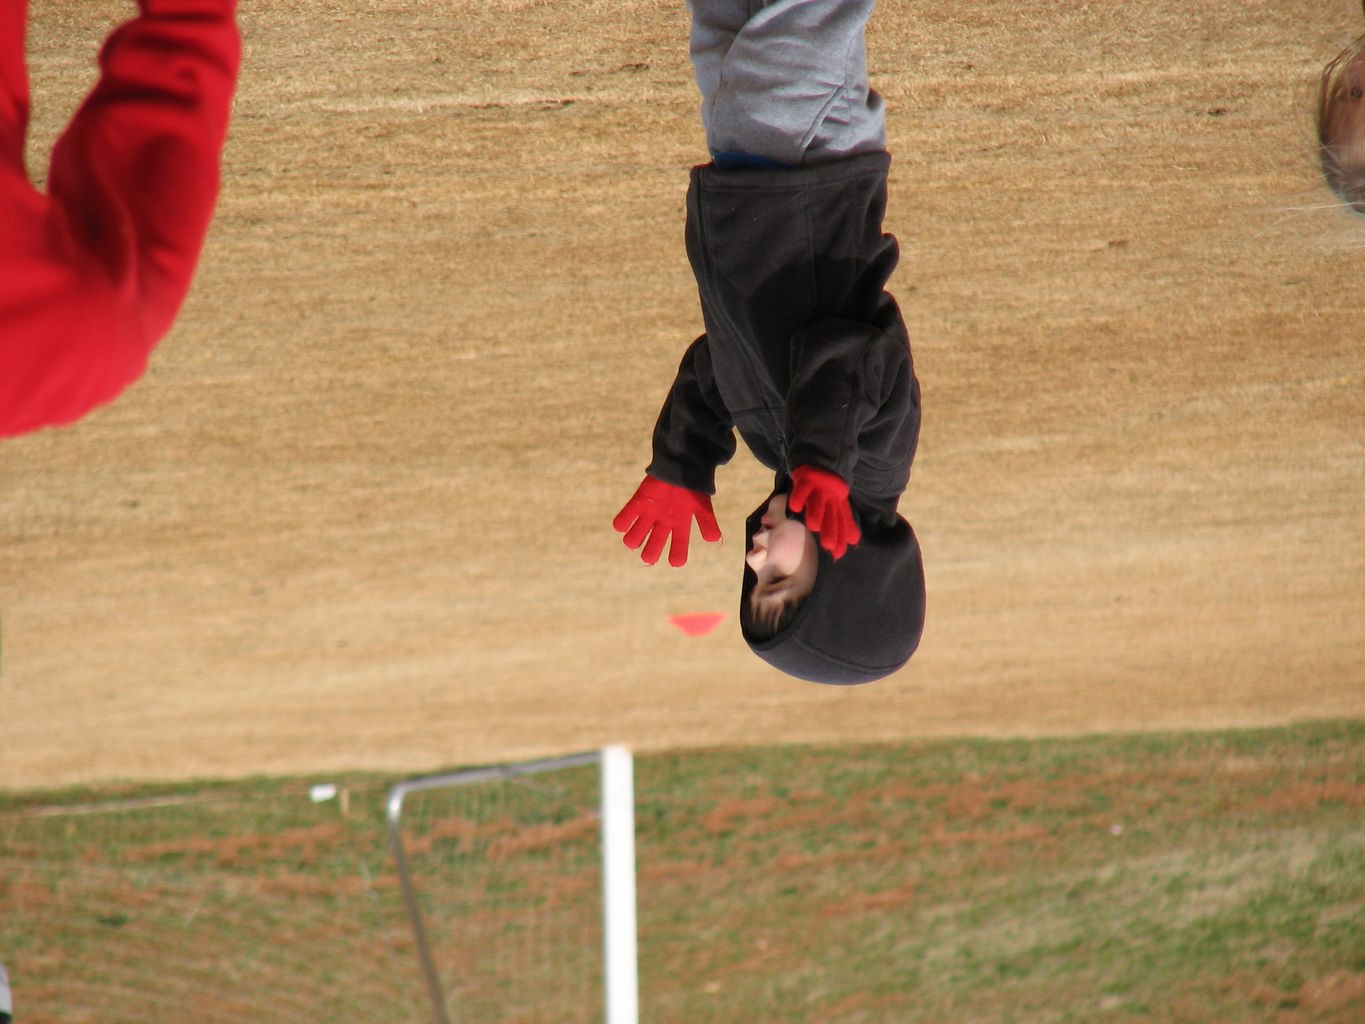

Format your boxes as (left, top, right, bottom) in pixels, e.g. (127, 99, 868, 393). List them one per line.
(613, 476, 722, 567)
(789, 466, 861, 560)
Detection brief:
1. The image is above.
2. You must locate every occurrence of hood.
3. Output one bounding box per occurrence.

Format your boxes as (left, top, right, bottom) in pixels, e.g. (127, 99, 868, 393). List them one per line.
(740, 488, 925, 685)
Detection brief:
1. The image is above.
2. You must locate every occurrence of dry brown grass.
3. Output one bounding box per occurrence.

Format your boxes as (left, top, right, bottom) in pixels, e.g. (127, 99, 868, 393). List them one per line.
(2, 0, 1363, 788)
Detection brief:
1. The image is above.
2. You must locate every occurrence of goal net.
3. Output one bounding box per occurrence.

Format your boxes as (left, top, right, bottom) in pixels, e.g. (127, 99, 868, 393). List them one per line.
(386, 746, 638, 1024)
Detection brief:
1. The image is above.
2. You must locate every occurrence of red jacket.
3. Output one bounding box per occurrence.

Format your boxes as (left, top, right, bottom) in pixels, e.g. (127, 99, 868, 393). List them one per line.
(1, 0, 240, 438)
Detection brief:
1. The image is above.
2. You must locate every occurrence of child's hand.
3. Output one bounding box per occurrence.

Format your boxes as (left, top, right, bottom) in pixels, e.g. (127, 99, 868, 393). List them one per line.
(789, 466, 860, 560)
(613, 476, 722, 567)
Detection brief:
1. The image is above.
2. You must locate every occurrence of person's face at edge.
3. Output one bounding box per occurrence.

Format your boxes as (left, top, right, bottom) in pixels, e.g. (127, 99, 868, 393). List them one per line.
(1325, 46, 1365, 164)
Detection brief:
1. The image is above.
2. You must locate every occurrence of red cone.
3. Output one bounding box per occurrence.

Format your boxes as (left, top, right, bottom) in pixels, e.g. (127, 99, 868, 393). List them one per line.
(668, 612, 725, 637)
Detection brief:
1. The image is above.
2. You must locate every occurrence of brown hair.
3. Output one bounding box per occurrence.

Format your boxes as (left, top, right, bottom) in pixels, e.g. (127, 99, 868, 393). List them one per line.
(1316, 35, 1365, 215)
(741, 588, 805, 642)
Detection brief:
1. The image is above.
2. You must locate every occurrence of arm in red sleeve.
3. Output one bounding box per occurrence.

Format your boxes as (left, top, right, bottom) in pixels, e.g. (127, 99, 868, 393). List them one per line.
(0, 3, 29, 172)
(0, 0, 241, 438)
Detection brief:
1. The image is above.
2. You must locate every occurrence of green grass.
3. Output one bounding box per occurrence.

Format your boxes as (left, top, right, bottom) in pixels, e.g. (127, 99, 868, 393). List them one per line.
(2, 721, 1363, 1023)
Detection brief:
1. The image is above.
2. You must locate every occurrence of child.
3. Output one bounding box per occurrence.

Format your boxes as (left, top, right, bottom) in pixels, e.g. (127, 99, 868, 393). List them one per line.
(1317, 2, 1365, 215)
(1, 0, 241, 438)
(613, 0, 924, 684)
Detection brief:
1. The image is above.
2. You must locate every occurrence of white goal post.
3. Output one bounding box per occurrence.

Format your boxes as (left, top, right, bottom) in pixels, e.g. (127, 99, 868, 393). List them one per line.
(386, 746, 639, 1024)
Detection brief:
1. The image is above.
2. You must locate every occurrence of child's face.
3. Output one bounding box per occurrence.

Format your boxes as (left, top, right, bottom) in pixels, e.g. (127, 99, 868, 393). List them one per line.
(746, 493, 819, 604)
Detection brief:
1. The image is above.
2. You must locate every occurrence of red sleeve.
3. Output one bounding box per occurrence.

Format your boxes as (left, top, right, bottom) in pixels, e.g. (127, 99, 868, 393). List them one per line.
(0, 0, 240, 438)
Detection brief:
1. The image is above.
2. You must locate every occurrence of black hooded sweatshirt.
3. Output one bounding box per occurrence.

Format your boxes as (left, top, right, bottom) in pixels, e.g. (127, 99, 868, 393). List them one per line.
(644, 152, 925, 684)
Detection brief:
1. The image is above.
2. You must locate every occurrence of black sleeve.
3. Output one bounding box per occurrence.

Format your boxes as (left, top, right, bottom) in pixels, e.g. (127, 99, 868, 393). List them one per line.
(645, 334, 737, 495)
(784, 318, 913, 483)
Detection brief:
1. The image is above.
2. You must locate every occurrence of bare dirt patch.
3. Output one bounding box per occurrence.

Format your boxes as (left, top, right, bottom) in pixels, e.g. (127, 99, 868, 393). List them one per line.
(2, 0, 1362, 789)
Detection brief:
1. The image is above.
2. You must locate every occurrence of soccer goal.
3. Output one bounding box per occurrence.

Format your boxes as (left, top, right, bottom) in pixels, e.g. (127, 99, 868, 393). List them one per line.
(386, 746, 638, 1024)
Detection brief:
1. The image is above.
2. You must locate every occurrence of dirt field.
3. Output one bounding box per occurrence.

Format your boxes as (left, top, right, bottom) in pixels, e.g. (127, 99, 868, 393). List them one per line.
(2, 0, 1362, 790)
